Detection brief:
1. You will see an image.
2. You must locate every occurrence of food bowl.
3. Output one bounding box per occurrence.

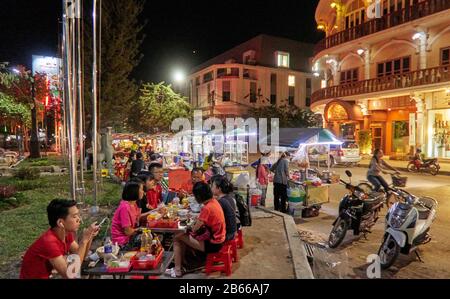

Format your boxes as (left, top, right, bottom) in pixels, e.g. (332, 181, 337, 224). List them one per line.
(190, 203, 201, 213)
(178, 209, 189, 217)
(96, 245, 120, 259)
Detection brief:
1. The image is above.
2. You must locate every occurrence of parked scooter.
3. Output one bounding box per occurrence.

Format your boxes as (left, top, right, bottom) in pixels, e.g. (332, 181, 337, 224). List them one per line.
(407, 157, 440, 176)
(378, 188, 437, 269)
(328, 170, 385, 249)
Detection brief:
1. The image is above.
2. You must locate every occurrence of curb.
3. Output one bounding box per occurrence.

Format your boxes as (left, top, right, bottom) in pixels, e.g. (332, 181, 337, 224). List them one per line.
(356, 164, 450, 176)
(256, 206, 314, 279)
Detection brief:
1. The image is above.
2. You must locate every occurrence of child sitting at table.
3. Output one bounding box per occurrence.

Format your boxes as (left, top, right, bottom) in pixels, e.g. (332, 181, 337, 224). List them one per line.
(166, 182, 226, 278)
(111, 181, 151, 250)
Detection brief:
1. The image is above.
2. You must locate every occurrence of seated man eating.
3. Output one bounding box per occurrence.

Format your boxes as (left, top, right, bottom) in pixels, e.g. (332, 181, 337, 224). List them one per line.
(20, 199, 99, 279)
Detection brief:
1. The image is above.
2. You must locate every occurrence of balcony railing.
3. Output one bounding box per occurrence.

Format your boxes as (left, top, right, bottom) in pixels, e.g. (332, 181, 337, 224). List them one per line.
(311, 65, 450, 103)
(315, 0, 450, 55)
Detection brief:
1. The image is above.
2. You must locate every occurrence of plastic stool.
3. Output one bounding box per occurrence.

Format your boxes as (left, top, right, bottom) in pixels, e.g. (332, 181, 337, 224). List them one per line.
(224, 238, 239, 263)
(237, 229, 244, 249)
(205, 244, 232, 276)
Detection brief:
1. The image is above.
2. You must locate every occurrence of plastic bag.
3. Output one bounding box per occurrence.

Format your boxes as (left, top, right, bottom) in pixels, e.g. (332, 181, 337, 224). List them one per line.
(312, 247, 349, 279)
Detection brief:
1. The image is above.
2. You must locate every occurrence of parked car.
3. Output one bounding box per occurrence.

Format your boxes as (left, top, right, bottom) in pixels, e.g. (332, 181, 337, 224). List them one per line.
(329, 140, 361, 167)
(308, 140, 361, 167)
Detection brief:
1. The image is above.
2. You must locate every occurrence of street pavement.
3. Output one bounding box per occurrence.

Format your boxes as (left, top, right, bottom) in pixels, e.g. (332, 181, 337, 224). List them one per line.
(276, 166, 450, 279)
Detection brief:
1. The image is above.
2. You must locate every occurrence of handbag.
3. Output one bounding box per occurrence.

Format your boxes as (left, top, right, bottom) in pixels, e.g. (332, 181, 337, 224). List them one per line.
(190, 225, 211, 242)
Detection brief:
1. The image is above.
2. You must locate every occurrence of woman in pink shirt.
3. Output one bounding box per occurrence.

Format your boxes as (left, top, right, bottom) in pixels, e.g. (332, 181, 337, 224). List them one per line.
(256, 155, 270, 207)
(111, 181, 149, 249)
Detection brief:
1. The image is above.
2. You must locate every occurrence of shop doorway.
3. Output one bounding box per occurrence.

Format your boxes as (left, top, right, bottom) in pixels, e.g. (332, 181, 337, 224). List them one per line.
(371, 124, 385, 152)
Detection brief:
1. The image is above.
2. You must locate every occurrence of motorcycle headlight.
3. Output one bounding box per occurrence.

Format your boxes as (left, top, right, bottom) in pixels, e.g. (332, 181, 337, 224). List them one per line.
(390, 214, 406, 229)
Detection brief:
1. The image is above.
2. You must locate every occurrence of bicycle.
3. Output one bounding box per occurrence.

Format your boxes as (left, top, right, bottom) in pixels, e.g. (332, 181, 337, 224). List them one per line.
(357, 172, 408, 209)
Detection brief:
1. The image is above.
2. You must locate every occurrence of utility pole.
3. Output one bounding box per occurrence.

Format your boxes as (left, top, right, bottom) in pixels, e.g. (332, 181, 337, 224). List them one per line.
(30, 78, 41, 158)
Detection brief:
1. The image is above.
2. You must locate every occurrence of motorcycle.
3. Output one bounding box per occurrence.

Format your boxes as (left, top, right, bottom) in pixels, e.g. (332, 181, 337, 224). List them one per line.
(407, 157, 440, 176)
(328, 170, 385, 249)
(378, 188, 437, 269)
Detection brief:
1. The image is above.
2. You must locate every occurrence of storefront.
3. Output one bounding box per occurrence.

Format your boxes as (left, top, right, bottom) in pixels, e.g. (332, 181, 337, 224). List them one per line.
(324, 100, 363, 141)
(425, 90, 450, 159)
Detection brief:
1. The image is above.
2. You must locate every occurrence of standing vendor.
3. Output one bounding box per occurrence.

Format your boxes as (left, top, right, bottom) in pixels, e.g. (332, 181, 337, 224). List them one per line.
(271, 152, 291, 213)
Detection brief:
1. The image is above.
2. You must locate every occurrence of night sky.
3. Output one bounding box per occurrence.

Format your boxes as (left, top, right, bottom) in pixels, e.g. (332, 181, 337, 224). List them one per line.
(0, 0, 323, 84)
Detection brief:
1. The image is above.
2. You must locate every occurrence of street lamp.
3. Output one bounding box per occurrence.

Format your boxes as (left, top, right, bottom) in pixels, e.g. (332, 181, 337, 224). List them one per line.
(172, 69, 186, 94)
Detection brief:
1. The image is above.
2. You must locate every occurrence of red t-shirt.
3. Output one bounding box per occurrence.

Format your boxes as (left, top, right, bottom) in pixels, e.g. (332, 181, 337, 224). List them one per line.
(20, 229, 75, 279)
(198, 199, 226, 244)
(147, 184, 163, 209)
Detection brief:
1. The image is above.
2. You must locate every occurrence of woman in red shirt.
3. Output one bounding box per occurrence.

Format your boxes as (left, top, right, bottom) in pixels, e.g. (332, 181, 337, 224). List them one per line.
(167, 182, 225, 278)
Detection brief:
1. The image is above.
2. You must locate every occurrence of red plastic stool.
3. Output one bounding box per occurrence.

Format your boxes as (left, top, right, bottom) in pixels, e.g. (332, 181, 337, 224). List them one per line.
(205, 244, 232, 276)
(237, 229, 244, 249)
(224, 238, 239, 263)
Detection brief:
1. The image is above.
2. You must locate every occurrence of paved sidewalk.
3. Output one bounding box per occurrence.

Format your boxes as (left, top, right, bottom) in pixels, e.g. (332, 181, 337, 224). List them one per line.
(357, 158, 450, 175)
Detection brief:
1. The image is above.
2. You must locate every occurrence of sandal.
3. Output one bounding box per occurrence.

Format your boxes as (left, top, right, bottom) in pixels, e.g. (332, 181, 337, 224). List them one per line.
(164, 267, 186, 278)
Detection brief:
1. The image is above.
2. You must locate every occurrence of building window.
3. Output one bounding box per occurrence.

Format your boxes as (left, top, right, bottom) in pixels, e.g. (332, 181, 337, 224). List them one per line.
(250, 82, 257, 103)
(222, 81, 231, 102)
(306, 97, 311, 107)
(217, 68, 239, 78)
(207, 83, 212, 104)
(441, 47, 450, 66)
(203, 71, 214, 83)
(377, 56, 410, 77)
(288, 75, 296, 87)
(270, 74, 277, 105)
(306, 78, 312, 107)
(276, 51, 290, 68)
(196, 87, 199, 107)
(340, 68, 359, 84)
(195, 77, 200, 86)
(288, 86, 295, 106)
(344, 0, 365, 29)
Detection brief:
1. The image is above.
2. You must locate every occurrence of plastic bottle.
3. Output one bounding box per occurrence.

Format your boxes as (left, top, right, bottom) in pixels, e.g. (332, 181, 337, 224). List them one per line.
(103, 237, 114, 265)
(140, 229, 152, 253)
(150, 240, 158, 255)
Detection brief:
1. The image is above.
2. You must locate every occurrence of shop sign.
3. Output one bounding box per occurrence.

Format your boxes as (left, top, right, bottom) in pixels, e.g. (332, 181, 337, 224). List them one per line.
(409, 113, 416, 146)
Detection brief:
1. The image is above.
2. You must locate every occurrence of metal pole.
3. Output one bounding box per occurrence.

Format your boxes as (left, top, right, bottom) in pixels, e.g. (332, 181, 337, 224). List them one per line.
(92, 0, 99, 213)
(62, 0, 77, 201)
(77, 0, 85, 203)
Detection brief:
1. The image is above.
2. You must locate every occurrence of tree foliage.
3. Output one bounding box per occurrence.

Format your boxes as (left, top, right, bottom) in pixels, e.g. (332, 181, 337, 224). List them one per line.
(130, 82, 192, 133)
(83, 0, 146, 132)
(250, 104, 321, 129)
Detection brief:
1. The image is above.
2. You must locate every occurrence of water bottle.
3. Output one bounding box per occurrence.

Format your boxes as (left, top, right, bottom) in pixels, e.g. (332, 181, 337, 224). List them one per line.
(103, 237, 114, 265)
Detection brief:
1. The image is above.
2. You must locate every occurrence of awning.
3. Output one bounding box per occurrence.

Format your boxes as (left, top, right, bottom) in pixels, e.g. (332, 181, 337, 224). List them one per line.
(264, 128, 342, 149)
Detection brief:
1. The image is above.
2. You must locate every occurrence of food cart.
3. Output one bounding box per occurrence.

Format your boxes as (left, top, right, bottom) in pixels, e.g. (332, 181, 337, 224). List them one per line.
(271, 128, 343, 216)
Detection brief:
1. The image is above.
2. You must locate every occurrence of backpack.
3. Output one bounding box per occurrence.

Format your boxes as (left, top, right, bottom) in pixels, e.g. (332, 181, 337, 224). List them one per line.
(235, 192, 252, 227)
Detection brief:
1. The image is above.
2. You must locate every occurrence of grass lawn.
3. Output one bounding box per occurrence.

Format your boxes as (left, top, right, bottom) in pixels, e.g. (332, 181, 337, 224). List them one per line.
(0, 159, 123, 278)
(16, 156, 68, 168)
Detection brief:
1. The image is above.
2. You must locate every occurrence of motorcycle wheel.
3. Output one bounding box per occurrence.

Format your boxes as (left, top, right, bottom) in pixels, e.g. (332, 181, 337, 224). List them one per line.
(429, 165, 439, 176)
(378, 234, 400, 270)
(328, 218, 348, 249)
(407, 163, 417, 173)
(358, 183, 373, 194)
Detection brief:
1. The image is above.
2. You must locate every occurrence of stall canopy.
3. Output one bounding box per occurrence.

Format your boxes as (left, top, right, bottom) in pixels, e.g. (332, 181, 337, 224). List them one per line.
(271, 128, 342, 149)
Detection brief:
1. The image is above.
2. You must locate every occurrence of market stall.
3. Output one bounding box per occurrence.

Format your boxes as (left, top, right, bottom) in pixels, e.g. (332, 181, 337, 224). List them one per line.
(271, 128, 342, 216)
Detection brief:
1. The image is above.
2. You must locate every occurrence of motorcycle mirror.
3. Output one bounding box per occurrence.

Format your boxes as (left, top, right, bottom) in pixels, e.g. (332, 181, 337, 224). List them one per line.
(346, 170, 353, 178)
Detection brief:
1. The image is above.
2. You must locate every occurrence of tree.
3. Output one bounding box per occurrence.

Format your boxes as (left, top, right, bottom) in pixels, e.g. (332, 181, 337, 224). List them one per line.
(250, 102, 321, 129)
(83, 0, 147, 133)
(0, 64, 48, 156)
(130, 82, 192, 133)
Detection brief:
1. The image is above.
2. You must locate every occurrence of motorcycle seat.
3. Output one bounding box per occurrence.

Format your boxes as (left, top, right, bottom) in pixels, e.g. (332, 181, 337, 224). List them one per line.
(417, 208, 431, 220)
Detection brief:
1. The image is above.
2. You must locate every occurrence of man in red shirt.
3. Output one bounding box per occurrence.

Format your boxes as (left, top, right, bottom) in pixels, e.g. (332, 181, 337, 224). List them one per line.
(20, 199, 100, 279)
(147, 163, 164, 209)
(179, 168, 205, 197)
